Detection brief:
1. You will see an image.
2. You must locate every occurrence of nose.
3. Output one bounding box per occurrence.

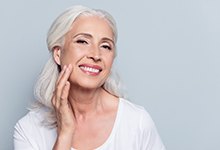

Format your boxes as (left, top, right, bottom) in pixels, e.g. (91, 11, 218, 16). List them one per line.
(87, 46, 101, 62)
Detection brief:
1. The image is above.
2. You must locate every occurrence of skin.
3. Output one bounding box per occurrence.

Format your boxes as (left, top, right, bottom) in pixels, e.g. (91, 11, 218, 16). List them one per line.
(52, 15, 119, 150)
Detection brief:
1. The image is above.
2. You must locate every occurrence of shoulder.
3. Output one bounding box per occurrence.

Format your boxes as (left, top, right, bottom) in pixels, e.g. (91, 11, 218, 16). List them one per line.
(14, 107, 57, 149)
(15, 108, 46, 128)
(14, 106, 57, 139)
(14, 106, 57, 135)
(119, 98, 155, 128)
(118, 98, 166, 149)
(14, 108, 48, 141)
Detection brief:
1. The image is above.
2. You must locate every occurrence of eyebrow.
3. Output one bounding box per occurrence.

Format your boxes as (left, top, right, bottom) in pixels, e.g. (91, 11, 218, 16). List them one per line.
(73, 33, 115, 45)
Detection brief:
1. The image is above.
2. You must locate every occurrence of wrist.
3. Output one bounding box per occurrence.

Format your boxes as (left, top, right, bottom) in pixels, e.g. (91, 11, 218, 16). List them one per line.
(53, 131, 74, 150)
(58, 129, 74, 138)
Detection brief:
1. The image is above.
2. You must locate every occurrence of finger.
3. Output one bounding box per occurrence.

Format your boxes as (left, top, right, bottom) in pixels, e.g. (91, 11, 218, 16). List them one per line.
(51, 95, 56, 106)
(60, 81, 70, 106)
(56, 64, 72, 88)
(51, 95, 61, 112)
(53, 65, 66, 108)
(56, 65, 67, 85)
(55, 64, 72, 104)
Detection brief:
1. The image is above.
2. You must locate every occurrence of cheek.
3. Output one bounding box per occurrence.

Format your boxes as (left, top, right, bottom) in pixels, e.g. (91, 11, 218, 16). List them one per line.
(60, 49, 85, 66)
(105, 56, 115, 67)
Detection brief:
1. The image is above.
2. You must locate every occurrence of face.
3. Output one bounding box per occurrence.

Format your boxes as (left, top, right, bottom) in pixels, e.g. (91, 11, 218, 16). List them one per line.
(53, 15, 115, 90)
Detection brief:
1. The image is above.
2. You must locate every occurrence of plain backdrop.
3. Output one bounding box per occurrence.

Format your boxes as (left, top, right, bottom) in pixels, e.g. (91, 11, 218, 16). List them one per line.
(1, 0, 220, 150)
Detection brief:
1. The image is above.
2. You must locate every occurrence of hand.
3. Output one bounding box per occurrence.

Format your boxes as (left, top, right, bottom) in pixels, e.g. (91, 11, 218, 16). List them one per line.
(52, 64, 75, 136)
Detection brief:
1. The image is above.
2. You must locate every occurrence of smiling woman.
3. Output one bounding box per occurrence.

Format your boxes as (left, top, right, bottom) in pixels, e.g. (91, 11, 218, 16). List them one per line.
(13, 5, 166, 150)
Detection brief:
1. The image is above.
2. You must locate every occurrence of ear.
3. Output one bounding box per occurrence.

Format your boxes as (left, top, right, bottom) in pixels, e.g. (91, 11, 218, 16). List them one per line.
(53, 46, 61, 65)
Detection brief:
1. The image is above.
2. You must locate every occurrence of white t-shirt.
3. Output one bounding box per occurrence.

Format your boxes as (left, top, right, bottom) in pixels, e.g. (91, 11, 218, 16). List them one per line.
(14, 98, 166, 150)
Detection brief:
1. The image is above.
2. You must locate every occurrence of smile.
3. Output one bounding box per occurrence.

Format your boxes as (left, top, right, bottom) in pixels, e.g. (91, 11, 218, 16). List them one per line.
(79, 64, 102, 75)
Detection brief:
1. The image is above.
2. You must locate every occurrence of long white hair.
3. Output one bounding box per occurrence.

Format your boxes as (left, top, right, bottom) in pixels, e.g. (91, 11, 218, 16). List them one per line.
(32, 5, 125, 126)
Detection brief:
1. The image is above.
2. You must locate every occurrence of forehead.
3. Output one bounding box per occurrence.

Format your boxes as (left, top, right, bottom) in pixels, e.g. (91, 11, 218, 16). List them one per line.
(68, 15, 114, 39)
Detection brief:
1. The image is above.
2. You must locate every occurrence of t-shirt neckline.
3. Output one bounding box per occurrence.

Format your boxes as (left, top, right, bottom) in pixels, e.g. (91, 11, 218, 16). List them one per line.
(71, 98, 123, 150)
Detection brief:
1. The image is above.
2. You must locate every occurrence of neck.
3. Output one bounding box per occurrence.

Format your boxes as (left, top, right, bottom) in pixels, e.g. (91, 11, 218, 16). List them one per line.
(68, 86, 106, 119)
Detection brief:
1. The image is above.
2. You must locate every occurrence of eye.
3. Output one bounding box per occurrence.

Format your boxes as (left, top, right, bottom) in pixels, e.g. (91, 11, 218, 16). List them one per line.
(101, 44, 112, 50)
(76, 39, 88, 44)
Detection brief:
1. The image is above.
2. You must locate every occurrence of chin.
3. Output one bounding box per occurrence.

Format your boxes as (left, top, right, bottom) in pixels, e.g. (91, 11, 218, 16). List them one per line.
(70, 77, 105, 90)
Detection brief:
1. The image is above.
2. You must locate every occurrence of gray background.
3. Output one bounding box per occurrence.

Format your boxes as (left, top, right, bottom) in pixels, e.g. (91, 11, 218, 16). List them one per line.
(0, 0, 219, 150)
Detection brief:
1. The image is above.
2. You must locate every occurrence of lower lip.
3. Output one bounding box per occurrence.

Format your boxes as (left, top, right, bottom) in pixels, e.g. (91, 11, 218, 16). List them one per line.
(79, 68, 100, 76)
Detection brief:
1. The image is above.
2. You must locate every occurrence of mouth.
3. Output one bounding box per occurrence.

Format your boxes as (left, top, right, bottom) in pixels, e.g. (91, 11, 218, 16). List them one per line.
(79, 64, 102, 75)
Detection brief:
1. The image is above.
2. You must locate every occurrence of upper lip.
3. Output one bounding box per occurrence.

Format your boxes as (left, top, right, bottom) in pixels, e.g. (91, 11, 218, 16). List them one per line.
(79, 64, 103, 71)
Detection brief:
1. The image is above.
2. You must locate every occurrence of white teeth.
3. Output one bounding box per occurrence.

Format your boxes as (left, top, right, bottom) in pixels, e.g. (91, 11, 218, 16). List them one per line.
(80, 66, 99, 73)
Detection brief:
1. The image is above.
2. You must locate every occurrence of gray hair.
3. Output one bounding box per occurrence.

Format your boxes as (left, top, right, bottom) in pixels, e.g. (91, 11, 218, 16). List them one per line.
(32, 5, 125, 126)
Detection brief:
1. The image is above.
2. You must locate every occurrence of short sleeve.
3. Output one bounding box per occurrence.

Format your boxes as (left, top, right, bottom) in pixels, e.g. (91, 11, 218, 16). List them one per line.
(139, 110, 166, 150)
(13, 117, 35, 150)
(14, 110, 58, 150)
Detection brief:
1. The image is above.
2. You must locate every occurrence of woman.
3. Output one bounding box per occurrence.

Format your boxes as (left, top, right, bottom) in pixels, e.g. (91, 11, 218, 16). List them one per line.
(14, 5, 166, 150)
